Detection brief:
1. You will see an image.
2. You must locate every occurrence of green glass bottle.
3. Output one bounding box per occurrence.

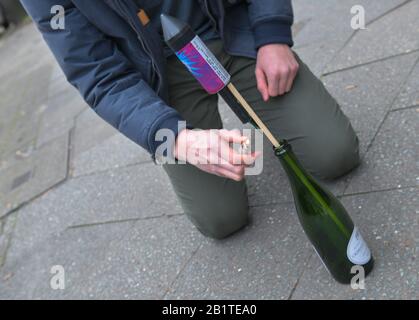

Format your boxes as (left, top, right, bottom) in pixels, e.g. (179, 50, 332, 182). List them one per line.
(275, 142, 374, 284)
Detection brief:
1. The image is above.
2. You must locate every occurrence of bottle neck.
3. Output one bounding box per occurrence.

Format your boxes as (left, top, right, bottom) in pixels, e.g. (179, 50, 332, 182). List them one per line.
(274, 142, 309, 185)
(275, 142, 351, 238)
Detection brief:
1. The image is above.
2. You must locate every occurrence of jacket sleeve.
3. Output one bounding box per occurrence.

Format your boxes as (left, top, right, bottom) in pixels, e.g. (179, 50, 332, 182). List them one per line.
(20, 0, 184, 157)
(246, 0, 294, 48)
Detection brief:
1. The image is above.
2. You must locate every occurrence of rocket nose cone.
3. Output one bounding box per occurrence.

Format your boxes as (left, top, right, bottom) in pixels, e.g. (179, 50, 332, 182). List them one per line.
(160, 14, 188, 41)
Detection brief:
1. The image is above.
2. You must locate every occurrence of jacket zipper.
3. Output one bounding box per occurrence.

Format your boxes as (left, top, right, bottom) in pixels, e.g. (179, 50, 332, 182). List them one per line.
(115, 1, 160, 92)
(203, 0, 218, 33)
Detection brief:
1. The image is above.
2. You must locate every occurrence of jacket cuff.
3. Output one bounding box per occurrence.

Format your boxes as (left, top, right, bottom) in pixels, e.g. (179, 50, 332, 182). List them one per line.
(253, 20, 294, 49)
(149, 112, 185, 163)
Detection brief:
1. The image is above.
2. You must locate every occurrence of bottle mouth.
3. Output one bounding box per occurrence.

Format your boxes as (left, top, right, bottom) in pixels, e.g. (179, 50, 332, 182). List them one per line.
(274, 140, 290, 157)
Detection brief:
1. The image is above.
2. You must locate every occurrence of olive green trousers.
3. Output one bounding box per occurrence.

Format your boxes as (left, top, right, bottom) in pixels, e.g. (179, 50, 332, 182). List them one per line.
(163, 40, 360, 239)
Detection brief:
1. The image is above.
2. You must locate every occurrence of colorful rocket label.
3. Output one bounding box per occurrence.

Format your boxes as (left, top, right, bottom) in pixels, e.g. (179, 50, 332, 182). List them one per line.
(347, 227, 371, 265)
(176, 36, 231, 94)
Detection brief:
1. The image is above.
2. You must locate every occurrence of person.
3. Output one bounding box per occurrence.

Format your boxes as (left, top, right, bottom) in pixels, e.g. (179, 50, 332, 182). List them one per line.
(21, 0, 360, 239)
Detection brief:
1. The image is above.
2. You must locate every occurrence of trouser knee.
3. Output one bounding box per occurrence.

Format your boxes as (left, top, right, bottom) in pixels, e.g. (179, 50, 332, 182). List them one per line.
(190, 206, 250, 240)
(315, 132, 361, 180)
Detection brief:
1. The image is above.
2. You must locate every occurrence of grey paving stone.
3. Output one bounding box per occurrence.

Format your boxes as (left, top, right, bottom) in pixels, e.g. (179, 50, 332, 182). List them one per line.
(36, 78, 88, 148)
(346, 108, 418, 195)
(0, 134, 69, 217)
(393, 60, 419, 110)
(1, 162, 182, 246)
(0, 62, 53, 158)
(0, 220, 135, 299)
(0, 214, 201, 299)
(322, 51, 419, 154)
(71, 110, 150, 178)
(325, 0, 419, 73)
(71, 133, 151, 178)
(165, 203, 312, 300)
(295, 39, 346, 77)
(292, 1, 353, 47)
(291, 188, 419, 300)
(293, 0, 406, 48)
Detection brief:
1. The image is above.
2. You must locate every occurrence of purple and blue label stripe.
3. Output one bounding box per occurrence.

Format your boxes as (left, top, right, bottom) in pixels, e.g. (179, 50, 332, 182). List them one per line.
(176, 36, 231, 94)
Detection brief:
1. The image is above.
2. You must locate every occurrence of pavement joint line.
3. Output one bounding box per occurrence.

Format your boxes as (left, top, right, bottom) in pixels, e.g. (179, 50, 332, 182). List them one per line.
(390, 104, 419, 113)
(362, 53, 419, 153)
(342, 53, 419, 196)
(66, 127, 73, 181)
(69, 158, 153, 181)
(0, 214, 18, 269)
(364, 0, 413, 28)
(0, 176, 69, 221)
(341, 185, 418, 198)
(65, 212, 185, 231)
(322, 48, 419, 77)
(162, 240, 205, 300)
(287, 252, 313, 300)
(248, 200, 294, 209)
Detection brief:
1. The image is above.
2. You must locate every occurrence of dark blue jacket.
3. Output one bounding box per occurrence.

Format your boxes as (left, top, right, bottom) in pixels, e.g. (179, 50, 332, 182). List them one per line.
(20, 0, 294, 157)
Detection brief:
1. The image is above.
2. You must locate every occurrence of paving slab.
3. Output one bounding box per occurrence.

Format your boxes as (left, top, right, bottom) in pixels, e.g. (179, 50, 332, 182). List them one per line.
(325, 0, 419, 73)
(293, 0, 406, 48)
(0, 62, 53, 158)
(393, 60, 419, 110)
(1, 162, 182, 248)
(165, 203, 312, 300)
(291, 188, 419, 300)
(346, 108, 418, 195)
(0, 220, 135, 299)
(322, 51, 419, 154)
(295, 39, 346, 78)
(36, 76, 88, 148)
(0, 214, 201, 299)
(71, 109, 150, 178)
(0, 134, 69, 217)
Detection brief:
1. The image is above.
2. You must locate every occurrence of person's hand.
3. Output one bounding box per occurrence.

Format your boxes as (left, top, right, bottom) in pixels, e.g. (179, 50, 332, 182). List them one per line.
(174, 129, 261, 182)
(256, 44, 299, 101)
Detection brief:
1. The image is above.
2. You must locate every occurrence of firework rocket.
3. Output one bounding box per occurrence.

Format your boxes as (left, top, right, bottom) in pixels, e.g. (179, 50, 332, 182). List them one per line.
(161, 14, 231, 94)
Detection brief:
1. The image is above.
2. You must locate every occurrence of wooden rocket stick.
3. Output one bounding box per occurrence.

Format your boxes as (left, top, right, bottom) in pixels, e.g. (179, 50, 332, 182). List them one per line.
(226, 83, 282, 149)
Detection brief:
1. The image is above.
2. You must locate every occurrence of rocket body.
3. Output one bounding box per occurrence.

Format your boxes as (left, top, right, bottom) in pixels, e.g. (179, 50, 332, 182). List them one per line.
(161, 14, 230, 94)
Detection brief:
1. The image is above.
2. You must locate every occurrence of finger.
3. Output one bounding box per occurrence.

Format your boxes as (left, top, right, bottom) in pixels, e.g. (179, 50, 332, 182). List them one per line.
(216, 155, 246, 177)
(256, 68, 269, 101)
(278, 69, 289, 96)
(219, 163, 245, 176)
(214, 166, 244, 182)
(267, 73, 280, 97)
(214, 140, 252, 166)
(209, 151, 240, 173)
(286, 63, 299, 93)
(218, 129, 247, 144)
(230, 149, 259, 166)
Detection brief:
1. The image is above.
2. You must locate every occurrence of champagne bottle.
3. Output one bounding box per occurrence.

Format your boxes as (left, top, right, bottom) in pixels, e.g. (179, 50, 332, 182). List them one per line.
(275, 142, 374, 283)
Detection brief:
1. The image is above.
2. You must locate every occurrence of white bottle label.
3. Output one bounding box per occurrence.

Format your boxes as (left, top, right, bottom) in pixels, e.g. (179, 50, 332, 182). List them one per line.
(347, 227, 371, 265)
